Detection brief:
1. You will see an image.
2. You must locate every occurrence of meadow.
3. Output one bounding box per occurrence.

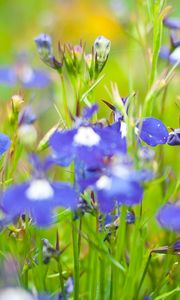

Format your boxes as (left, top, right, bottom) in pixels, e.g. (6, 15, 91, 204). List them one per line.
(0, 0, 179, 299)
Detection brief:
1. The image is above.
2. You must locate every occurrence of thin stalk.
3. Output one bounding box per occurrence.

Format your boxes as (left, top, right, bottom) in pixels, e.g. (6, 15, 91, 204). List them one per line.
(114, 205, 127, 299)
(78, 216, 82, 256)
(72, 217, 80, 300)
(57, 256, 66, 300)
(99, 255, 105, 300)
(136, 253, 152, 298)
(59, 73, 70, 127)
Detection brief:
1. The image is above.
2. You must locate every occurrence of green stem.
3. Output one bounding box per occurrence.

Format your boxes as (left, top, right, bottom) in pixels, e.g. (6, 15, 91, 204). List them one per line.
(72, 217, 80, 300)
(136, 253, 152, 298)
(99, 255, 105, 300)
(114, 206, 127, 299)
(57, 256, 66, 300)
(59, 73, 70, 127)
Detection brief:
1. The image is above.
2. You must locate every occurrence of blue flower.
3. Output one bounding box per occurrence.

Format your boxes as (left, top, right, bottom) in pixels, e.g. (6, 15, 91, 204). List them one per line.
(0, 65, 51, 88)
(163, 17, 180, 30)
(137, 117, 168, 146)
(159, 45, 180, 65)
(157, 202, 180, 232)
(159, 17, 180, 65)
(93, 157, 149, 213)
(49, 125, 126, 168)
(3, 178, 77, 227)
(167, 128, 180, 146)
(18, 106, 36, 126)
(95, 174, 144, 213)
(102, 99, 168, 146)
(0, 133, 10, 156)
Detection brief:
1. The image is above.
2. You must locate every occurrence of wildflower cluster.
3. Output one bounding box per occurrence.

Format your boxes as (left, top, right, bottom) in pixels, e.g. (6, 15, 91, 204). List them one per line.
(0, 4, 179, 299)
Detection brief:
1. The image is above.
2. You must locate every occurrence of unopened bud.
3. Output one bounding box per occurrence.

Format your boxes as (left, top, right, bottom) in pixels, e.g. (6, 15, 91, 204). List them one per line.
(94, 36, 111, 74)
(18, 124, 37, 147)
(11, 94, 24, 112)
(85, 53, 92, 69)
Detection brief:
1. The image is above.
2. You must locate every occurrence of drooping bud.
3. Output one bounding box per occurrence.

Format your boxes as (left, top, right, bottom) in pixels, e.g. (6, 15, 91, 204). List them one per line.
(34, 34, 62, 70)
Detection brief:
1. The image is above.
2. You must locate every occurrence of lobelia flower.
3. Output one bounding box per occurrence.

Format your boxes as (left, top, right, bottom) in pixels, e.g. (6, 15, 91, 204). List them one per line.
(18, 105, 37, 126)
(49, 124, 126, 168)
(2, 155, 77, 227)
(0, 52, 51, 88)
(87, 156, 152, 213)
(159, 44, 180, 65)
(157, 201, 180, 232)
(167, 128, 180, 146)
(102, 99, 168, 146)
(0, 133, 10, 156)
(163, 17, 180, 30)
(159, 17, 180, 65)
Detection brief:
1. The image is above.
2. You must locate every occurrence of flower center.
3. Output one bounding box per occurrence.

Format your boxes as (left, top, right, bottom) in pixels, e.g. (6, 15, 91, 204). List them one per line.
(120, 122, 127, 138)
(26, 179, 54, 201)
(73, 127, 101, 147)
(96, 175, 112, 190)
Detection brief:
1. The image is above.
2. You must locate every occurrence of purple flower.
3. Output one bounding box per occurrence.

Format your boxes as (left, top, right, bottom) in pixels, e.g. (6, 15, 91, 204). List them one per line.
(93, 157, 148, 213)
(3, 179, 77, 227)
(157, 202, 180, 232)
(159, 18, 180, 65)
(49, 125, 126, 168)
(163, 18, 180, 30)
(95, 174, 143, 213)
(167, 128, 180, 146)
(159, 46, 180, 65)
(0, 133, 10, 156)
(18, 106, 36, 126)
(0, 65, 51, 88)
(137, 117, 168, 146)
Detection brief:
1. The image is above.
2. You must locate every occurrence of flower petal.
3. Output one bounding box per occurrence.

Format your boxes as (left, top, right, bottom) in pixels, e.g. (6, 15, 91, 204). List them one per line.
(138, 117, 168, 146)
(157, 203, 180, 232)
(0, 133, 10, 156)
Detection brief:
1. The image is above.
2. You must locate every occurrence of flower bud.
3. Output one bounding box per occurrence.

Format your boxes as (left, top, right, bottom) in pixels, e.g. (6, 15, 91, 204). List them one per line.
(85, 53, 92, 69)
(94, 35, 111, 74)
(167, 128, 180, 146)
(11, 94, 24, 112)
(34, 34, 62, 70)
(18, 124, 37, 147)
